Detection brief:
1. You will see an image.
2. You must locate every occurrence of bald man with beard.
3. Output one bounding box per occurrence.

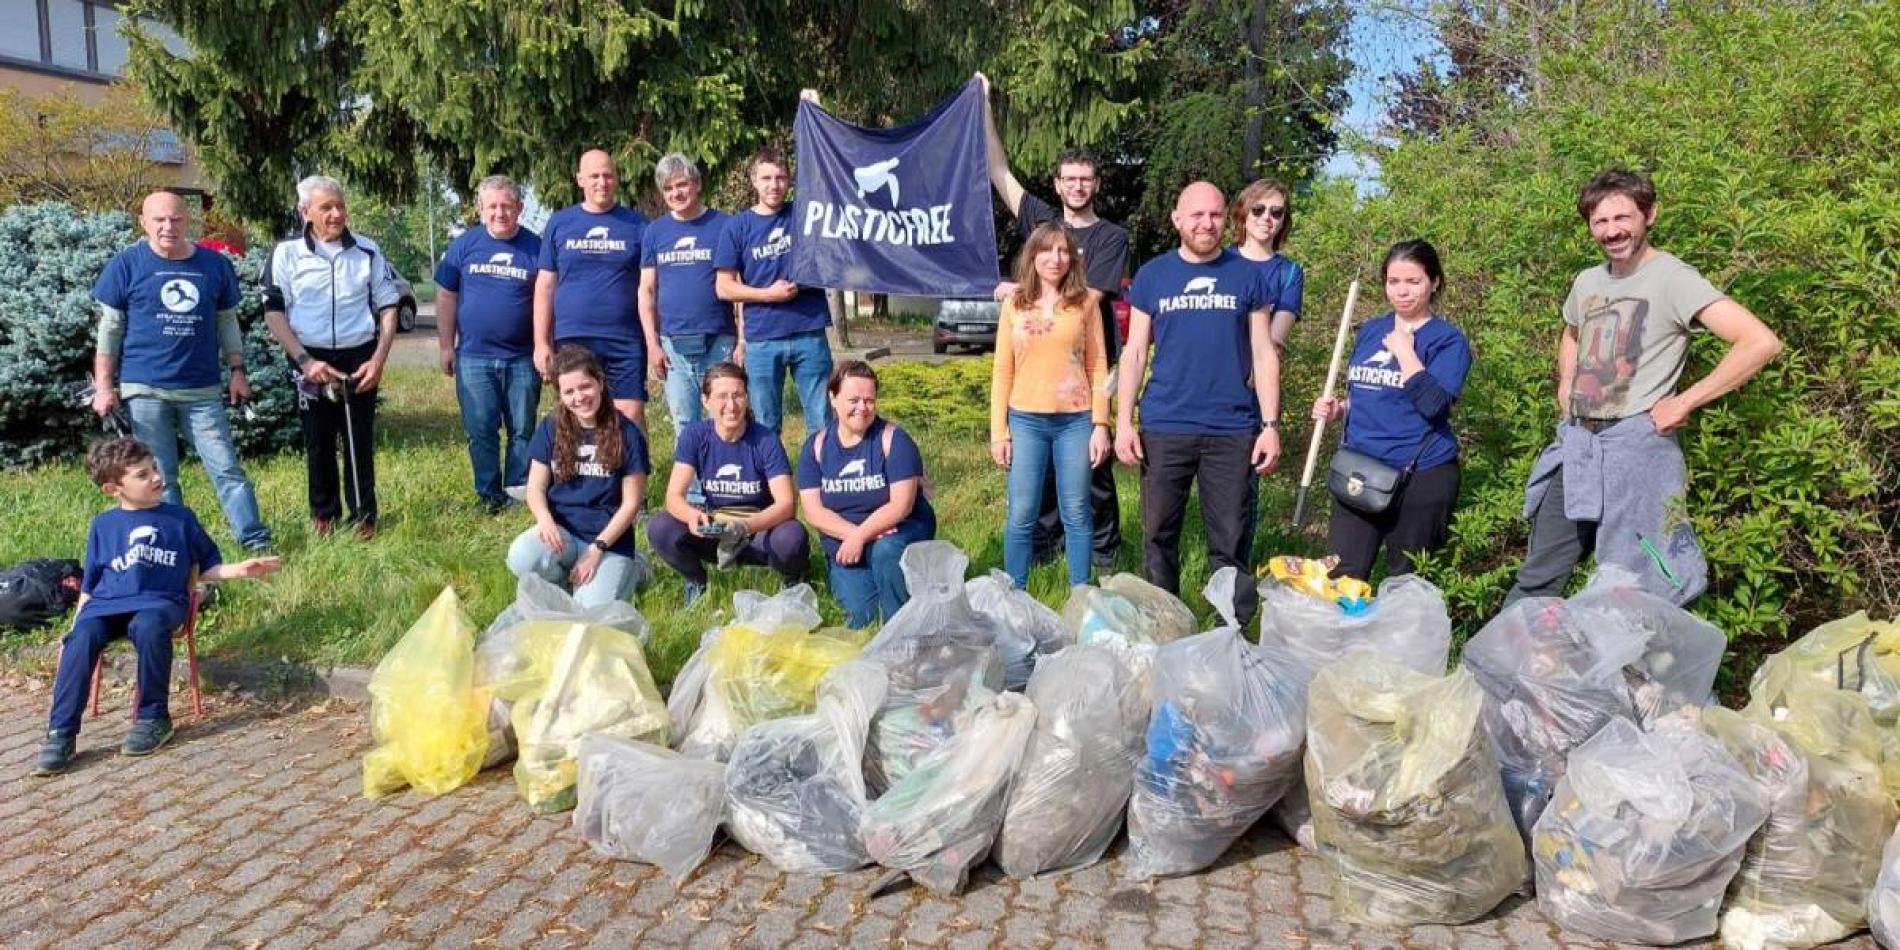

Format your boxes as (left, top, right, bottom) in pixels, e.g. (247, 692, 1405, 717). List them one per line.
(91, 190, 272, 551)
(534, 149, 655, 432)
(1115, 181, 1282, 622)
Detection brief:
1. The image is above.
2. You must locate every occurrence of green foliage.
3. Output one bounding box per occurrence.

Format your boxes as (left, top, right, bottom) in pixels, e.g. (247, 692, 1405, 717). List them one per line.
(0, 84, 171, 214)
(1294, 0, 1900, 647)
(0, 202, 299, 467)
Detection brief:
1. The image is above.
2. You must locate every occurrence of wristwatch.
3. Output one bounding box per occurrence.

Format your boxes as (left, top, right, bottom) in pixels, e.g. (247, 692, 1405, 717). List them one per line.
(1260, 419, 1279, 431)
(590, 538, 610, 551)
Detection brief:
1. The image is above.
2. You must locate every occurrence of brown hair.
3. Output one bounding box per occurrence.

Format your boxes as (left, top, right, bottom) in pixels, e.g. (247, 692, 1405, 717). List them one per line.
(549, 344, 624, 481)
(1010, 222, 1091, 312)
(1577, 168, 1656, 220)
(700, 361, 749, 398)
(85, 437, 154, 487)
(826, 360, 879, 397)
(748, 148, 788, 177)
(1229, 179, 1293, 251)
(1052, 148, 1098, 179)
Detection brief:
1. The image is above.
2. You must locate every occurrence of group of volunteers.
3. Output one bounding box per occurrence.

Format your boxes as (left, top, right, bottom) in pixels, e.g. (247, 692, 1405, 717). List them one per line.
(33, 78, 1784, 777)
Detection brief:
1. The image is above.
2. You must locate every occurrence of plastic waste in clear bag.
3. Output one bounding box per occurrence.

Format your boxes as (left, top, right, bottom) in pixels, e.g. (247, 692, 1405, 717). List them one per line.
(1531, 714, 1769, 945)
(363, 588, 492, 798)
(1570, 565, 1726, 719)
(1060, 573, 1195, 661)
(1258, 573, 1452, 679)
(967, 569, 1071, 691)
(512, 621, 668, 814)
(1868, 824, 1900, 948)
(1125, 568, 1309, 879)
(725, 660, 888, 873)
(1705, 676, 1896, 950)
(574, 735, 726, 885)
(475, 574, 651, 703)
(1306, 653, 1526, 925)
(481, 697, 516, 770)
(861, 690, 1039, 895)
(995, 644, 1150, 879)
(1749, 612, 1900, 725)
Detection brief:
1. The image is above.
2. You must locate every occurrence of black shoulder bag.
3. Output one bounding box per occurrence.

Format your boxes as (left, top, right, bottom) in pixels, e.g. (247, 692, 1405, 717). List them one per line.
(1327, 432, 1437, 515)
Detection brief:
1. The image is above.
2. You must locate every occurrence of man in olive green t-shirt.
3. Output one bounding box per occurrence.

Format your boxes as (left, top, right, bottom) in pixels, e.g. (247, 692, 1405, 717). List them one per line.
(1504, 168, 1782, 605)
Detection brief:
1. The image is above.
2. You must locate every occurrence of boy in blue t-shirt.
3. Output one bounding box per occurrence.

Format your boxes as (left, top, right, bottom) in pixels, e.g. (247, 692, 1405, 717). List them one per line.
(34, 438, 281, 776)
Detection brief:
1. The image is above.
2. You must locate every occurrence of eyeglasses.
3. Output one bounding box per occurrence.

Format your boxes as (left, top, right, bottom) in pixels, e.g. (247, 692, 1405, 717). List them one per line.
(1250, 204, 1288, 221)
(1057, 175, 1097, 185)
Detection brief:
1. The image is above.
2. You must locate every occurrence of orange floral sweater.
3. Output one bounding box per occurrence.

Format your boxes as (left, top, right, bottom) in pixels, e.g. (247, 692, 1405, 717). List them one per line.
(989, 294, 1110, 443)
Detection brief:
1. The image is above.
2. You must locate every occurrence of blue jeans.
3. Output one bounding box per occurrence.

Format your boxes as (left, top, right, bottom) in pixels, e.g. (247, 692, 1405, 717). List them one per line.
(505, 525, 645, 610)
(745, 329, 834, 434)
(127, 395, 270, 549)
(827, 512, 937, 628)
(454, 354, 540, 505)
(1005, 410, 1094, 587)
(660, 333, 737, 435)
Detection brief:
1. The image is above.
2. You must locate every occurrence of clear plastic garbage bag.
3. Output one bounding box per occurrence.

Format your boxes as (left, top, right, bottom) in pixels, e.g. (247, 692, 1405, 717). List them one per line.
(512, 621, 668, 814)
(481, 697, 515, 770)
(861, 618, 1002, 795)
(1868, 824, 1900, 948)
(1060, 574, 1195, 661)
(995, 644, 1150, 879)
(725, 660, 888, 873)
(1258, 573, 1452, 679)
(1126, 569, 1309, 878)
(1705, 677, 1896, 950)
(1569, 565, 1725, 719)
(476, 574, 651, 703)
(574, 735, 726, 885)
(861, 690, 1039, 895)
(1749, 611, 1900, 725)
(967, 569, 1071, 690)
(1531, 714, 1769, 944)
(1306, 654, 1526, 925)
(363, 588, 491, 798)
(1269, 778, 1319, 851)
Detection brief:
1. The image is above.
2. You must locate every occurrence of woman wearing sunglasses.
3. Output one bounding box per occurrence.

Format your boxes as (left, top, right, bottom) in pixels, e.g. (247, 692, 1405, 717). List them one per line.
(1230, 180, 1305, 348)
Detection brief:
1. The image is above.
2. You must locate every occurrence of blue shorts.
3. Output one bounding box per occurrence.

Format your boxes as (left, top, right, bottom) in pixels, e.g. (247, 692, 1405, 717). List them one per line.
(559, 336, 646, 404)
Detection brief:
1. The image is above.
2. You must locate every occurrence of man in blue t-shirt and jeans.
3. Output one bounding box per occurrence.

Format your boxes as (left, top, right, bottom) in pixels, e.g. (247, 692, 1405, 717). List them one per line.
(436, 175, 542, 513)
(534, 149, 651, 431)
(641, 153, 737, 437)
(1116, 181, 1283, 623)
(91, 191, 271, 551)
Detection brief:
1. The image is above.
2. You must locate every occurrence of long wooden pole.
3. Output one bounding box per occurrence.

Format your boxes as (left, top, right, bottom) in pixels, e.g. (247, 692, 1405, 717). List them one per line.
(1291, 279, 1359, 528)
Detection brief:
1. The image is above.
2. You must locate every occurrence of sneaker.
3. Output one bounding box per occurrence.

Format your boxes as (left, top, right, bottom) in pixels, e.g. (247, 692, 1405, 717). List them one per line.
(356, 521, 377, 541)
(502, 485, 528, 503)
(683, 581, 706, 609)
(313, 517, 336, 538)
(121, 718, 175, 757)
(31, 730, 75, 776)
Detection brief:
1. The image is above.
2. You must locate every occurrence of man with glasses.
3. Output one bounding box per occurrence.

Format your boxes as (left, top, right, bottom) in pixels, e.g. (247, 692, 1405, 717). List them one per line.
(980, 74, 1131, 572)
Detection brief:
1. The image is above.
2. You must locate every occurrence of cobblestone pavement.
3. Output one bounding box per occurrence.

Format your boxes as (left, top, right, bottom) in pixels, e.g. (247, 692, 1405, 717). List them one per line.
(0, 684, 1877, 949)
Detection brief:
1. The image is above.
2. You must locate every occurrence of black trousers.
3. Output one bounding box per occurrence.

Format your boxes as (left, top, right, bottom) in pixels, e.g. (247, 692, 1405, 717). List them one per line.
(1326, 460, 1460, 583)
(299, 342, 380, 525)
(1139, 431, 1258, 622)
(1032, 451, 1123, 563)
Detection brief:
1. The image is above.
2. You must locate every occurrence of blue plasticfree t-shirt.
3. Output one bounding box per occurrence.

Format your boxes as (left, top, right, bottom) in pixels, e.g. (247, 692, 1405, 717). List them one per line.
(796, 419, 934, 556)
(714, 207, 832, 340)
(538, 204, 647, 345)
(79, 503, 222, 624)
(1238, 252, 1305, 320)
(528, 414, 651, 556)
(92, 244, 242, 390)
(1341, 312, 1472, 471)
(675, 419, 791, 510)
(1128, 248, 1274, 435)
(435, 226, 542, 360)
(640, 209, 736, 338)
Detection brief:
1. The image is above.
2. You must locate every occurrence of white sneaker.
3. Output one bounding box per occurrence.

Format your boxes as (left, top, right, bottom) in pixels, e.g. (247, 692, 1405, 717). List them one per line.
(502, 485, 527, 502)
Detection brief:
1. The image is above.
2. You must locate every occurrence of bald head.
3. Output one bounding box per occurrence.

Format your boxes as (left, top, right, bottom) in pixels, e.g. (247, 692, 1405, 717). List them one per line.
(576, 149, 620, 211)
(1172, 181, 1227, 258)
(139, 191, 193, 259)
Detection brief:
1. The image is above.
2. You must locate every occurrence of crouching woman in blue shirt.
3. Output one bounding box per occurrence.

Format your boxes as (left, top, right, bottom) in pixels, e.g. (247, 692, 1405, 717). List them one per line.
(1311, 239, 1472, 581)
(796, 361, 936, 627)
(507, 345, 650, 608)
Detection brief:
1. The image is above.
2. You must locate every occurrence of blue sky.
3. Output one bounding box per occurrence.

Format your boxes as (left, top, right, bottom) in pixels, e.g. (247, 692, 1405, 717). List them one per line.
(1323, 3, 1447, 186)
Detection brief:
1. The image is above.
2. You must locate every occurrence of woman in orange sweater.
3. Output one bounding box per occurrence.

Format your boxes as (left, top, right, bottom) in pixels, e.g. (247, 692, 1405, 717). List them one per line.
(990, 222, 1111, 588)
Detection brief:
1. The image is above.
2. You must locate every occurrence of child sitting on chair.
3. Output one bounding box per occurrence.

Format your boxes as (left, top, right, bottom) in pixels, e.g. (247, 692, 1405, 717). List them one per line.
(33, 437, 280, 776)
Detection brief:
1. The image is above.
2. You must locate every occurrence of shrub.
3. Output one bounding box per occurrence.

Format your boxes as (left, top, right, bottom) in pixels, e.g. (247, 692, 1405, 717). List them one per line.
(0, 201, 299, 467)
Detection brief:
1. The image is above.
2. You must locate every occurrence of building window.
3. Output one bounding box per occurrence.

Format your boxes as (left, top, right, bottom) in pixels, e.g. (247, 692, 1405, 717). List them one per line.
(48, 0, 91, 70)
(93, 4, 129, 73)
(0, 0, 40, 60)
(1, 0, 177, 79)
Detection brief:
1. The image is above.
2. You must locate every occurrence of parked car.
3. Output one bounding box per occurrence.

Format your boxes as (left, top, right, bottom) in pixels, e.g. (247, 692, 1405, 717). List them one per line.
(933, 298, 1000, 354)
(392, 274, 419, 332)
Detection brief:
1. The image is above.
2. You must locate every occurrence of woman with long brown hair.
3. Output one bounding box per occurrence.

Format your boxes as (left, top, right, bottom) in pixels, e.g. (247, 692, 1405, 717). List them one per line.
(505, 344, 651, 607)
(989, 221, 1110, 588)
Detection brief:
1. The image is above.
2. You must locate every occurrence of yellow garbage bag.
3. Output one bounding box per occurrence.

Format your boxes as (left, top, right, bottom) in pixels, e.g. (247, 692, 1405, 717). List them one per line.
(514, 620, 668, 813)
(1749, 612, 1900, 724)
(706, 622, 865, 727)
(362, 588, 491, 798)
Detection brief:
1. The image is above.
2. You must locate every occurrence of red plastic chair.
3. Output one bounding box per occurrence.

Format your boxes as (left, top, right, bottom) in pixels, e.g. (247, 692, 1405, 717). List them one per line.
(75, 588, 205, 721)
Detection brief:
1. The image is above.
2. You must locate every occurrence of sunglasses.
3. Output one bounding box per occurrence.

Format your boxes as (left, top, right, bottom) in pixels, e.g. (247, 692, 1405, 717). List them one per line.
(1250, 204, 1288, 221)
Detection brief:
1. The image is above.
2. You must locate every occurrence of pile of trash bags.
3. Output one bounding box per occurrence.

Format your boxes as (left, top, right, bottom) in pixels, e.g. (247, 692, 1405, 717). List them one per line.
(995, 644, 1149, 879)
(725, 660, 887, 873)
(1462, 567, 1726, 838)
(1531, 714, 1769, 944)
(1305, 653, 1525, 925)
(860, 691, 1038, 894)
(362, 588, 492, 797)
(1126, 569, 1309, 878)
(573, 735, 726, 884)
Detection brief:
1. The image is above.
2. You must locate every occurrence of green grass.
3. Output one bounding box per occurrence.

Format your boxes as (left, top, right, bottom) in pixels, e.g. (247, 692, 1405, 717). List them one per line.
(0, 361, 1324, 687)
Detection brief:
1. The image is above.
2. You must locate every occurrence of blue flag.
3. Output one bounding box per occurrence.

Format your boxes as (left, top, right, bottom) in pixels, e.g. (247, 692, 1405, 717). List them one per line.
(790, 79, 999, 297)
